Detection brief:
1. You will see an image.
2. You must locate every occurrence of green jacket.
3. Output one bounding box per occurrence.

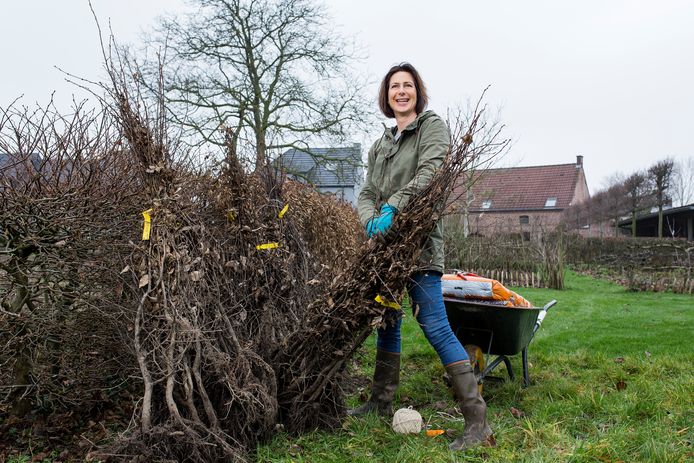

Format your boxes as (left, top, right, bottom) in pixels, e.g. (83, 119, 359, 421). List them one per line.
(357, 110, 450, 272)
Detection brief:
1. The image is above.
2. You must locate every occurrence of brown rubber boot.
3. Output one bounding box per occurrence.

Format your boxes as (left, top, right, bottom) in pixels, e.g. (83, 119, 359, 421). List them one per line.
(347, 349, 400, 417)
(446, 361, 494, 450)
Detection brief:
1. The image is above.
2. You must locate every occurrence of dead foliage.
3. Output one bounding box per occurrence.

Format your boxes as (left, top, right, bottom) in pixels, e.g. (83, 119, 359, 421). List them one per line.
(282, 180, 363, 273)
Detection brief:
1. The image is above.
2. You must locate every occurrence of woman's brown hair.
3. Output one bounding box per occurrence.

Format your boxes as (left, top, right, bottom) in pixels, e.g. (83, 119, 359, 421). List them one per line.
(378, 62, 429, 118)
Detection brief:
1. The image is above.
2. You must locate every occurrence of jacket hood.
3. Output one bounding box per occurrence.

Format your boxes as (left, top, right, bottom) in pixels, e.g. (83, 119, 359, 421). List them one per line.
(411, 109, 437, 127)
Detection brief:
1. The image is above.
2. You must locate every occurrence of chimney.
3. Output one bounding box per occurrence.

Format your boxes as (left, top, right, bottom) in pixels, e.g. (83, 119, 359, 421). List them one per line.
(576, 155, 583, 168)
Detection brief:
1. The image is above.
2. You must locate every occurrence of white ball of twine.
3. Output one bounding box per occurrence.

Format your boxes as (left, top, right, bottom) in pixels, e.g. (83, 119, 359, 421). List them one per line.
(391, 407, 422, 434)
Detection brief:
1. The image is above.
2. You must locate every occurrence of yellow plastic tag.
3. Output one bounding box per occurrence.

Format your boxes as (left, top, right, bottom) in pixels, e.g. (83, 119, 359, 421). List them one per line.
(278, 204, 289, 219)
(375, 294, 400, 310)
(256, 242, 279, 250)
(142, 209, 153, 241)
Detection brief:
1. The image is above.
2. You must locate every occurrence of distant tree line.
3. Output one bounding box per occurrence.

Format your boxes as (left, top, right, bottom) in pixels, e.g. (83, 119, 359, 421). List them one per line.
(562, 157, 694, 238)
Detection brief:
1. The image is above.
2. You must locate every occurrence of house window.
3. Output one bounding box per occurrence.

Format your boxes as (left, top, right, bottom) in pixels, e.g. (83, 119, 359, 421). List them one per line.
(544, 197, 557, 208)
(519, 215, 529, 225)
(481, 200, 492, 209)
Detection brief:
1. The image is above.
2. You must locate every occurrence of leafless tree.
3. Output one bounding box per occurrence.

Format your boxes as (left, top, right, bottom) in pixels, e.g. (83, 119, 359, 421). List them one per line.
(623, 171, 653, 237)
(647, 158, 675, 238)
(671, 156, 694, 207)
(602, 181, 628, 236)
(149, 0, 369, 170)
(561, 198, 590, 232)
(561, 177, 626, 237)
(589, 189, 611, 236)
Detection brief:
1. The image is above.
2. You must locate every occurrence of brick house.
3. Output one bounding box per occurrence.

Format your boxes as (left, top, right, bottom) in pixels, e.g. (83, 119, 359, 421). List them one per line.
(456, 156, 590, 238)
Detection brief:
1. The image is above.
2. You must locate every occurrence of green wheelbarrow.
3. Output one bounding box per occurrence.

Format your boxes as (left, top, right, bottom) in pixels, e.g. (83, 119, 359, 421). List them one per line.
(444, 297, 557, 389)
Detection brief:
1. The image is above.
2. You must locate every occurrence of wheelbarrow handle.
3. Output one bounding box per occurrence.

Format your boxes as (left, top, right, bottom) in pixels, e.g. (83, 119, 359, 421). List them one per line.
(533, 299, 557, 334)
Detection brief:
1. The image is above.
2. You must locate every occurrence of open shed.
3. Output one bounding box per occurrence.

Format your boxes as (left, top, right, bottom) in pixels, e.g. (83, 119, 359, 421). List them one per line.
(618, 203, 694, 241)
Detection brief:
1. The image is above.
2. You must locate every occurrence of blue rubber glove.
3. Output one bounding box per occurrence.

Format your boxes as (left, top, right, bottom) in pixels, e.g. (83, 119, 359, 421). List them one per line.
(365, 204, 397, 237)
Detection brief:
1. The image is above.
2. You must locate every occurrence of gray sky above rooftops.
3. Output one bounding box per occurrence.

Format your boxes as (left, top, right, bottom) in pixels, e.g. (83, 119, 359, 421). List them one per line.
(1, 0, 692, 195)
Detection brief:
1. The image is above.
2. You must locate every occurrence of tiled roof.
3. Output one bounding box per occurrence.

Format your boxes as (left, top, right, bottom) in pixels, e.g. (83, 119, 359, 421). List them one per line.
(463, 162, 582, 211)
(278, 145, 362, 187)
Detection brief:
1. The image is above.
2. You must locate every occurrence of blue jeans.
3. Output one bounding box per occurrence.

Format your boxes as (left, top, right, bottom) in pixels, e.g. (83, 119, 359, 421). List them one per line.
(376, 271, 469, 366)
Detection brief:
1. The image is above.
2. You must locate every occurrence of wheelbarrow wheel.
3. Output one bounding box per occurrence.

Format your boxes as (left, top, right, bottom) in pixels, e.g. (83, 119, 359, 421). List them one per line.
(464, 344, 485, 395)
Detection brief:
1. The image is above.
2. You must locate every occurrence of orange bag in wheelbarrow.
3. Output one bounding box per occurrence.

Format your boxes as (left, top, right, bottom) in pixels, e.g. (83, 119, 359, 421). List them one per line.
(441, 272, 532, 308)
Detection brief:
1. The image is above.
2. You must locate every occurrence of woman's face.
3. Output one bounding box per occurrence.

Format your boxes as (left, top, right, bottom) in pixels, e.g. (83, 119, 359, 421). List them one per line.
(388, 71, 417, 119)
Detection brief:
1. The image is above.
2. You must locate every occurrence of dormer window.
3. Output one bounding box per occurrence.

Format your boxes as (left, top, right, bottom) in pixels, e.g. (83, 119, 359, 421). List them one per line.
(544, 197, 557, 208)
(481, 200, 492, 209)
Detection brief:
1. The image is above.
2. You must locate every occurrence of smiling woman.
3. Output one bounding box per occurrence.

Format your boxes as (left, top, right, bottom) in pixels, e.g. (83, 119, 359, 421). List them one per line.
(351, 62, 495, 451)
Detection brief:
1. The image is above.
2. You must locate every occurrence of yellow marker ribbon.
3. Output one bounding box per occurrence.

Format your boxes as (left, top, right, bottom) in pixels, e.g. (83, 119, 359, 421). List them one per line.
(256, 242, 279, 250)
(375, 294, 400, 310)
(278, 204, 289, 219)
(142, 209, 153, 241)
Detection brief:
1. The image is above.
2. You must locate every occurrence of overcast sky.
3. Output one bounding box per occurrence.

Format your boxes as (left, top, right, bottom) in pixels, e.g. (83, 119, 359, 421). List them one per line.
(1, 0, 693, 194)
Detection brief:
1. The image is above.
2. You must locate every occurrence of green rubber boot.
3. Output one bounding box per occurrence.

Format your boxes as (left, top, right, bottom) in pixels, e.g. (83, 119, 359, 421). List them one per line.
(347, 350, 400, 417)
(446, 362, 494, 450)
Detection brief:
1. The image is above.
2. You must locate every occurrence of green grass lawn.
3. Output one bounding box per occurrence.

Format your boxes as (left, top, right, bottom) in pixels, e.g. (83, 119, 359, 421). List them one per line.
(257, 271, 693, 463)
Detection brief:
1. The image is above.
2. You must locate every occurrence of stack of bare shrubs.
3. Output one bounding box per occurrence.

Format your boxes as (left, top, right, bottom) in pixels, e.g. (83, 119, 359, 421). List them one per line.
(2, 47, 505, 461)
